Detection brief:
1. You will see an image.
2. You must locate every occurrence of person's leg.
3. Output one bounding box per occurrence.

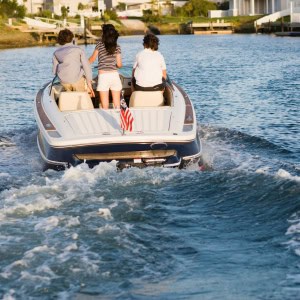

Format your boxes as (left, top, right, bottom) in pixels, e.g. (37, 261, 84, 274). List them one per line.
(99, 91, 109, 109)
(110, 72, 122, 108)
(111, 90, 120, 108)
(97, 74, 109, 109)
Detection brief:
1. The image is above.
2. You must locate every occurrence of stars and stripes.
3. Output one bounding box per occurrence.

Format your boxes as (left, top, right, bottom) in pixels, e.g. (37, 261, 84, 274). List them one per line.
(120, 98, 134, 132)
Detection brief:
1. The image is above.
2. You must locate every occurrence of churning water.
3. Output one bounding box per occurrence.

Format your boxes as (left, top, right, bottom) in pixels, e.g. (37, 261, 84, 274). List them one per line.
(0, 34, 299, 299)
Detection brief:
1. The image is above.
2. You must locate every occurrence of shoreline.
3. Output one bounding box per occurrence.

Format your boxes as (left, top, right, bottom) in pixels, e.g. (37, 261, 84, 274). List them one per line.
(0, 23, 258, 50)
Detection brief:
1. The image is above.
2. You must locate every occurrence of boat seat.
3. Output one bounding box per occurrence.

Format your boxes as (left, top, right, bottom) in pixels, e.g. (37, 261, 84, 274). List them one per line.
(59, 92, 94, 111)
(129, 91, 164, 108)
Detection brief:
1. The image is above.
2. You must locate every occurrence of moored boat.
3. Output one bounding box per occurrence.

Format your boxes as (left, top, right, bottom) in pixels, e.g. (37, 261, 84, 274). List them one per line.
(34, 67, 202, 170)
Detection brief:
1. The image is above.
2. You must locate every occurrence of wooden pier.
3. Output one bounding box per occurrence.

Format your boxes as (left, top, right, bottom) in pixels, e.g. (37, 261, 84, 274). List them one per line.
(192, 22, 233, 34)
(19, 26, 99, 44)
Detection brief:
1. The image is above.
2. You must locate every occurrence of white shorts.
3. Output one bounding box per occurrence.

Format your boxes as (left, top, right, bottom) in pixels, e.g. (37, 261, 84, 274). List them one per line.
(96, 72, 122, 92)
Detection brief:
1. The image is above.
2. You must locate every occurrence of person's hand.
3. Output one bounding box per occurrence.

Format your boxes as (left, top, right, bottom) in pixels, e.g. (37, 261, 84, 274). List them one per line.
(87, 83, 95, 97)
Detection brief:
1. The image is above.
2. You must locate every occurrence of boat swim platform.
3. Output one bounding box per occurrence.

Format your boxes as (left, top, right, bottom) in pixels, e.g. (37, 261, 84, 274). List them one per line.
(192, 22, 233, 34)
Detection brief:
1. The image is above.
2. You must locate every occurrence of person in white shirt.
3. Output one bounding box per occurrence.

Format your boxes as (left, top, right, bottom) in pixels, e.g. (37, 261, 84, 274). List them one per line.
(132, 33, 167, 91)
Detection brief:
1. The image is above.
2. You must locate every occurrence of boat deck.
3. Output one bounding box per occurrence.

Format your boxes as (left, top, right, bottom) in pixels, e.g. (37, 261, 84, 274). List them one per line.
(62, 106, 174, 137)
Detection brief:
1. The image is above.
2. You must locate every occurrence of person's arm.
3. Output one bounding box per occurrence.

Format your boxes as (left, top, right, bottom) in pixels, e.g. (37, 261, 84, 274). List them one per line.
(81, 51, 95, 97)
(116, 53, 122, 68)
(52, 55, 58, 75)
(162, 69, 167, 80)
(161, 53, 167, 80)
(89, 49, 98, 64)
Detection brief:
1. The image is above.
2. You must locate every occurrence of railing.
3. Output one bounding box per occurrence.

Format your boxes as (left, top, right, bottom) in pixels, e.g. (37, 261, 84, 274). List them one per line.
(255, 1, 300, 26)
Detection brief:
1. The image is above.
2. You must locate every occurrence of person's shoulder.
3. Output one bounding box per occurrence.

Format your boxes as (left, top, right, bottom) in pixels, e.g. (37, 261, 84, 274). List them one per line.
(156, 51, 165, 58)
(137, 49, 146, 55)
(72, 44, 85, 53)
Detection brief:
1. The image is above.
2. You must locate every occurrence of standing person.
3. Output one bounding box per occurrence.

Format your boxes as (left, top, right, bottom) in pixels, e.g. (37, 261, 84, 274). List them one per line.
(52, 29, 94, 96)
(132, 33, 167, 91)
(89, 24, 122, 109)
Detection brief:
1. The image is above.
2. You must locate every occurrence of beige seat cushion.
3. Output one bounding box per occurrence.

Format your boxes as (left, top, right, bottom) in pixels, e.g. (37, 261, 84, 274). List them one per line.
(59, 92, 94, 111)
(129, 91, 164, 108)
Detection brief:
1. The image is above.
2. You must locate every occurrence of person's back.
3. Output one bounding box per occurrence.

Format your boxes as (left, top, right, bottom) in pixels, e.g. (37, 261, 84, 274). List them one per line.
(52, 29, 94, 96)
(132, 33, 167, 91)
(54, 44, 88, 85)
(133, 48, 165, 88)
(88, 24, 122, 109)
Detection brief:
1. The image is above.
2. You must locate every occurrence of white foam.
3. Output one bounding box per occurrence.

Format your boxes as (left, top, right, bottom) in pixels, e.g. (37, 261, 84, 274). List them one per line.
(276, 169, 300, 182)
(0, 185, 62, 221)
(286, 223, 300, 235)
(97, 224, 119, 234)
(72, 233, 78, 240)
(36, 265, 58, 278)
(255, 166, 270, 174)
(0, 172, 10, 178)
(0, 259, 28, 279)
(24, 245, 53, 259)
(34, 216, 60, 232)
(65, 216, 80, 227)
(19, 271, 51, 284)
(98, 208, 112, 220)
(2, 289, 16, 300)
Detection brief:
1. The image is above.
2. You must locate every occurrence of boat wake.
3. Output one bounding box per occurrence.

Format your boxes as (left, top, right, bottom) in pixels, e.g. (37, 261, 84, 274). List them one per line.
(198, 125, 300, 179)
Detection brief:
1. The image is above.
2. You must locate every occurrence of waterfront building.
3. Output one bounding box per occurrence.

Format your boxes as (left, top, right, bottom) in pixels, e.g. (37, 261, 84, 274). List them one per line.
(229, 0, 300, 16)
(17, 0, 105, 17)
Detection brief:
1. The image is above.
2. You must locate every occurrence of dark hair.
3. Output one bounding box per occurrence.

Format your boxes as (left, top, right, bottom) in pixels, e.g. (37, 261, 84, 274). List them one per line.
(57, 29, 74, 45)
(143, 33, 159, 51)
(102, 24, 119, 55)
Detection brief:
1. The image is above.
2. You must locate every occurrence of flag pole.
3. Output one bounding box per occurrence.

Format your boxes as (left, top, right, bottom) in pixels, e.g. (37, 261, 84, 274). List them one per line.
(121, 90, 125, 135)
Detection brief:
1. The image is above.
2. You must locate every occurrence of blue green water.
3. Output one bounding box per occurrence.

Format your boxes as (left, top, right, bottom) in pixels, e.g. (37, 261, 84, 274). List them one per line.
(0, 34, 299, 299)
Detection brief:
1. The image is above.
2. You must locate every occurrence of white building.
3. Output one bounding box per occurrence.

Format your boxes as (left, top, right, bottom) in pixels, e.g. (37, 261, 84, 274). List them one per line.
(18, 0, 105, 16)
(228, 0, 300, 16)
(112, 0, 187, 17)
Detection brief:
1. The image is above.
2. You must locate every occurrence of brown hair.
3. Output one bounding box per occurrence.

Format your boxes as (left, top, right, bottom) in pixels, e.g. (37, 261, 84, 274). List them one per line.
(143, 33, 159, 51)
(57, 29, 74, 45)
(102, 24, 119, 55)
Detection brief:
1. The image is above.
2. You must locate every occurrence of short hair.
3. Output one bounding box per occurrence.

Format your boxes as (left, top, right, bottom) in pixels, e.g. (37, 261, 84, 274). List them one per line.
(57, 29, 74, 45)
(143, 33, 159, 51)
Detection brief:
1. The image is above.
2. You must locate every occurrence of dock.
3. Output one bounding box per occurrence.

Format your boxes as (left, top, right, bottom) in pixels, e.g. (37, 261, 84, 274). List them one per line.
(13, 17, 100, 44)
(192, 22, 233, 34)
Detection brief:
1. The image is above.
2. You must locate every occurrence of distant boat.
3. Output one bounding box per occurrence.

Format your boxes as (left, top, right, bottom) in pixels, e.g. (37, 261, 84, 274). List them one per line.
(34, 67, 202, 170)
(275, 31, 300, 37)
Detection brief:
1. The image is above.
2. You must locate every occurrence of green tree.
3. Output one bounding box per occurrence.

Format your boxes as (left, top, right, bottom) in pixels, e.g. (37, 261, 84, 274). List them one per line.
(217, 1, 229, 10)
(182, 0, 216, 17)
(61, 5, 69, 18)
(103, 9, 118, 21)
(116, 2, 126, 11)
(78, 3, 85, 10)
(0, 0, 26, 18)
(142, 9, 160, 23)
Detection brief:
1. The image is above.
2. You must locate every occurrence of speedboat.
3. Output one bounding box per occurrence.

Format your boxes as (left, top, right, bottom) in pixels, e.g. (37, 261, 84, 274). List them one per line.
(34, 67, 202, 170)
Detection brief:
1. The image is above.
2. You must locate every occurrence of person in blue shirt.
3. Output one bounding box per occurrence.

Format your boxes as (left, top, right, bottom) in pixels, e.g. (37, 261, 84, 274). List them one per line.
(52, 29, 94, 96)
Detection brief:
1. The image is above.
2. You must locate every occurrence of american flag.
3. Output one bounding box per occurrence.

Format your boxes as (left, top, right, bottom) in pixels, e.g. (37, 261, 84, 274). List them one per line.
(120, 98, 134, 132)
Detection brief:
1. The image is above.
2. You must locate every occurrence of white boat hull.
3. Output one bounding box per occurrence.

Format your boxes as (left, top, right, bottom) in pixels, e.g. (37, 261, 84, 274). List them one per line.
(34, 70, 202, 169)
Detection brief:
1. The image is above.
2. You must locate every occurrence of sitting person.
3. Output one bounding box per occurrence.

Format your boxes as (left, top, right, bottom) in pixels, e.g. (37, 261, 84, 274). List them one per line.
(132, 33, 167, 92)
(52, 29, 94, 96)
(89, 24, 122, 109)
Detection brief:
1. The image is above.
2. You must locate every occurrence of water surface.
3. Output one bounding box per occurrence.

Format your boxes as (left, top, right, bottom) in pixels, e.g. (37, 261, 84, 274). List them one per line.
(0, 34, 299, 299)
